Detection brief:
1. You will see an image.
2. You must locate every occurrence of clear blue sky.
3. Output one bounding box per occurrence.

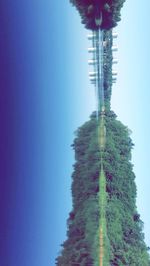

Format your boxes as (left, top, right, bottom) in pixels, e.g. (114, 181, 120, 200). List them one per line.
(0, 1, 149, 265)
(0, 0, 95, 265)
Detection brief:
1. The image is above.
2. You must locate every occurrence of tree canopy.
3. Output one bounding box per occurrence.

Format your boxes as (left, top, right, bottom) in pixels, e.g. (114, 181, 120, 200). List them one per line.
(56, 111, 150, 265)
(55, 2, 150, 265)
(70, 0, 126, 29)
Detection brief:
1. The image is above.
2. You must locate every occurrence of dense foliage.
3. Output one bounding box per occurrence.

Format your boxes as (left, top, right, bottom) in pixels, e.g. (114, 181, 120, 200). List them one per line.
(70, 0, 126, 29)
(55, 2, 150, 264)
(56, 117, 100, 265)
(103, 30, 113, 109)
(56, 111, 150, 265)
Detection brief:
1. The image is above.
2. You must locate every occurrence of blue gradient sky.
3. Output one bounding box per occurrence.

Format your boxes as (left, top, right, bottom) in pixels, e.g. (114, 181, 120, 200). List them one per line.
(0, 1, 94, 265)
(0, 1, 149, 266)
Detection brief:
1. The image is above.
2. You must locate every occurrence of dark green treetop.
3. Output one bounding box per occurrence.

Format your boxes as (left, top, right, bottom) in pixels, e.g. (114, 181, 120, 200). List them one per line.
(70, 0, 126, 29)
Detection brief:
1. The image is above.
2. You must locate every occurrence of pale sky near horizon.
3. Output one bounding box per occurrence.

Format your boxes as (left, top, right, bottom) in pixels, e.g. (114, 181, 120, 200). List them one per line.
(111, 0, 150, 247)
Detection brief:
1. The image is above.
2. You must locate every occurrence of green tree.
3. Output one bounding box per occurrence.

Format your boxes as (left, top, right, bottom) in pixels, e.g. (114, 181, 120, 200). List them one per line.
(56, 111, 150, 265)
